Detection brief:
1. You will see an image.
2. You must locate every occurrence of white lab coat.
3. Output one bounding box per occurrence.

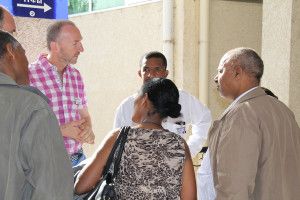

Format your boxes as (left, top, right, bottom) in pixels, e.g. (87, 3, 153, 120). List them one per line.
(198, 150, 216, 200)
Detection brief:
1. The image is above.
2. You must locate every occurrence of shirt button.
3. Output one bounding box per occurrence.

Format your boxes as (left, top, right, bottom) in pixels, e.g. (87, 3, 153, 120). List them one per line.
(63, 105, 67, 109)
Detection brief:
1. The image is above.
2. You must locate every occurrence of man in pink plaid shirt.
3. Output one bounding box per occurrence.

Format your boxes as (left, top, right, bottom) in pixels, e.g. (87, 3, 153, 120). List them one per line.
(29, 20, 95, 166)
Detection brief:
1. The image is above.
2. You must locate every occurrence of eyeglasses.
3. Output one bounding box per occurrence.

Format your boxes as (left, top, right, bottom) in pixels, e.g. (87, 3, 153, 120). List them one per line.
(142, 66, 166, 74)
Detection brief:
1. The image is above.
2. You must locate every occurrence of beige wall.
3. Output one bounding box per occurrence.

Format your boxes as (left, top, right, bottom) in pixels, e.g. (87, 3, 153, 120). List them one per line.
(261, 0, 293, 105)
(208, 0, 263, 119)
(15, 17, 52, 63)
(290, 0, 300, 124)
(173, 0, 200, 97)
(71, 2, 163, 155)
(262, 0, 300, 124)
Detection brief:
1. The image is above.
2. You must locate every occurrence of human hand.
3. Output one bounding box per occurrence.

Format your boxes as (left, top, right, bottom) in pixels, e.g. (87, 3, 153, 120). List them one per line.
(60, 119, 86, 142)
(78, 119, 95, 144)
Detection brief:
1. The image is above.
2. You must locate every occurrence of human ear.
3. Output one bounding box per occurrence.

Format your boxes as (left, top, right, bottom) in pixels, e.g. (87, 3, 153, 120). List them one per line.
(141, 93, 149, 105)
(234, 65, 242, 78)
(138, 69, 142, 78)
(164, 69, 169, 78)
(6, 43, 15, 59)
(50, 41, 58, 51)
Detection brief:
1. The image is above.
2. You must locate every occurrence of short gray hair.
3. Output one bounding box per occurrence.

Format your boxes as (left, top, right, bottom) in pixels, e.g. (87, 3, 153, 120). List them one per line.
(46, 20, 76, 50)
(227, 47, 264, 83)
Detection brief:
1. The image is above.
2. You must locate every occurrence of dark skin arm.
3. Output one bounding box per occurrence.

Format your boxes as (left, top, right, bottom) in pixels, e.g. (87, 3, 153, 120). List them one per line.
(74, 129, 119, 194)
(181, 141, 197, 200)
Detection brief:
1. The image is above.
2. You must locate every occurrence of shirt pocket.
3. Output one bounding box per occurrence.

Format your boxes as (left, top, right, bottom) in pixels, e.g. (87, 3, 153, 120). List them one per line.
(68, 97, 81, 117)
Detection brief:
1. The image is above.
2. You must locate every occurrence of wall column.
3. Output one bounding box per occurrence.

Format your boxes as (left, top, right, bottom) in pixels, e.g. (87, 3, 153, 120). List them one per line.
(261, 0, 300, 123)
(173, 0, 200, 97)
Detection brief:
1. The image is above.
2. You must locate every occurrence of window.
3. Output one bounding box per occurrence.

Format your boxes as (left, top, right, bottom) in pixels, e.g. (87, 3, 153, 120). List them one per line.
(92, 0, 124, 11)
(68, 0, 158, 15)
(68, 0, 89, 15)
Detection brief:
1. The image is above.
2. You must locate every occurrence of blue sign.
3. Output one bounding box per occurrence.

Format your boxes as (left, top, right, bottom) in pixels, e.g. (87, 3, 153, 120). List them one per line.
(0, 0, 68, 19)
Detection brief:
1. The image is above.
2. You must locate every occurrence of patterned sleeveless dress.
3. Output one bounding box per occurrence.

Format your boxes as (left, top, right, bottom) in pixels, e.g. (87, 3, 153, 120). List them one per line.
(115, 127, 186, 200)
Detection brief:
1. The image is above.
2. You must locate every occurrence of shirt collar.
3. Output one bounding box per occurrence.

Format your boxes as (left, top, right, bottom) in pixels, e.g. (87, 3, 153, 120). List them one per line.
(0, 72, 49, 103)
(0, 72, 18, 86)
(224, 86, 259, 114)
(37, 53, 72, 72)
(37, 53, 53, 71)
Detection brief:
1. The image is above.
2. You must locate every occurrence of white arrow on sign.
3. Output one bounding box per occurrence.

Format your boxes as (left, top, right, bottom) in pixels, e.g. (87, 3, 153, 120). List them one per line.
(16, 3, 52, 13)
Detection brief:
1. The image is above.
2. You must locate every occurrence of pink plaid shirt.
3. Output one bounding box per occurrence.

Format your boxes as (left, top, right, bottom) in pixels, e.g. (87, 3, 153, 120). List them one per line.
(29, 54, 87, 155)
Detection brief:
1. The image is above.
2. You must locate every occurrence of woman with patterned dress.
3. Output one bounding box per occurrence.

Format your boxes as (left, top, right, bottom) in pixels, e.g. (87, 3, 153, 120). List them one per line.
(74, 78, 197, 199)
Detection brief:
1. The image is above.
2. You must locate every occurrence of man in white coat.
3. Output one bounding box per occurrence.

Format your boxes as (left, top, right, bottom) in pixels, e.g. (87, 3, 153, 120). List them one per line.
(113, 51, 212, 197)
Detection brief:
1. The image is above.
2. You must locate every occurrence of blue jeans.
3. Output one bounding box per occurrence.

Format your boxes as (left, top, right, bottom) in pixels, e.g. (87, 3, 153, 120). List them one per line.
(70, 149, 86, 167)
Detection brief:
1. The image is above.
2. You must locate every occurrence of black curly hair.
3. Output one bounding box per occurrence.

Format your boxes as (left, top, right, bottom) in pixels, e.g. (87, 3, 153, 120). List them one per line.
(139, 78, 181, 119)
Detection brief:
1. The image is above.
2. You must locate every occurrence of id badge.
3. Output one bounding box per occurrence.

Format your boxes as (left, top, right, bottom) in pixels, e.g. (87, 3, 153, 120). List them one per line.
(175, 121, 186, 135)
(74, 97, 82, 105)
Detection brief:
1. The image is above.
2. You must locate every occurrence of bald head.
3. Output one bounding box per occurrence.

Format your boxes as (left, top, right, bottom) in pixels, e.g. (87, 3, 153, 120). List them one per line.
(0, 6, 16, 34)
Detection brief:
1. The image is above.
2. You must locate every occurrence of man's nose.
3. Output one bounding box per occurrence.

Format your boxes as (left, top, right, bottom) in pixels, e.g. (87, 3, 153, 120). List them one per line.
(214, 75, 218, 83)
(78, 42, 84, 52)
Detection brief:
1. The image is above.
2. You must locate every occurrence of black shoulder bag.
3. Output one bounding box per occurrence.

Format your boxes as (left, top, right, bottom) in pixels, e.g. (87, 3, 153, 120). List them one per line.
(74, 126, 130, 200)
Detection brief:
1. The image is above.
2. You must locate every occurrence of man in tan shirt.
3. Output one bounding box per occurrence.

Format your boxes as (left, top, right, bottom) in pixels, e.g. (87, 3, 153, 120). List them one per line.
(209, 47, 300, 200)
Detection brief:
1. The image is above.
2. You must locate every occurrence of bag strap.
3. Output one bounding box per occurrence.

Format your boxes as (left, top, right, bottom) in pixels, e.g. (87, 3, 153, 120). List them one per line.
(111, 126, 130, 177)
(101, 126, 130, 177)
(74, 127, 130, 200)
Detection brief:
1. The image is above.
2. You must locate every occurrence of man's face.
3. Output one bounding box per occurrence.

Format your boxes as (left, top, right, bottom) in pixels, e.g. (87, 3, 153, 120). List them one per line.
(138, 57, 168, 83)
(214, 54, 239, 100)
(12, 45, 29, 85)
(2, 10, 16, 34)
(55, 24, 84, 65)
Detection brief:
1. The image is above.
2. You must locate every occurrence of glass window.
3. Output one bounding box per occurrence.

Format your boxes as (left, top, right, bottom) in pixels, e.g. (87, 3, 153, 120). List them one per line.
(68, 0, 89, 15)
(68, 0, 157, 15)
(92, 0, 124, 11)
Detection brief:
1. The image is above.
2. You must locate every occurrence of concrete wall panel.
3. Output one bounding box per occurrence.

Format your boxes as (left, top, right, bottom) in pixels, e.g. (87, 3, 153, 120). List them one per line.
(208, 0, 262, 119)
